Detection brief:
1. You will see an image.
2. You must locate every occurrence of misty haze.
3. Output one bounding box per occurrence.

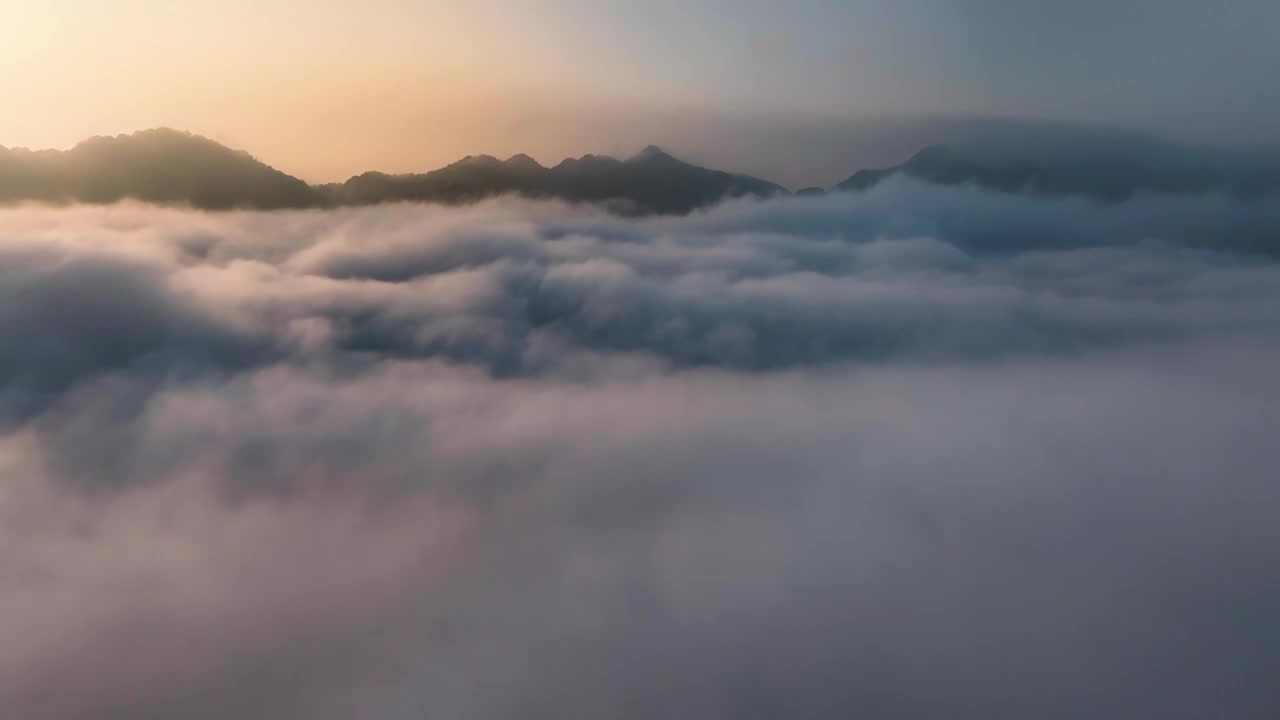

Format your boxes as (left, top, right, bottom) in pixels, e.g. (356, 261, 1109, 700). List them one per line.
(4, 2, 1280, 719)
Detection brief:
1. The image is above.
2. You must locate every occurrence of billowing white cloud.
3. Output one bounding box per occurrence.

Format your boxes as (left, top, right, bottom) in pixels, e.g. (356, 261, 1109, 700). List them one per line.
(2, 185, 1279, 718)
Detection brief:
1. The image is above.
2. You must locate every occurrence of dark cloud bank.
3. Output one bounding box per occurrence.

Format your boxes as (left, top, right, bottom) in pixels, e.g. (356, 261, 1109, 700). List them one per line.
(3, 182, 1280, 719)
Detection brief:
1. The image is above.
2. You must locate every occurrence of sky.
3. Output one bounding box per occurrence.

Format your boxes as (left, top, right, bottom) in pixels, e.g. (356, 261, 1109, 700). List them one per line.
(3, 0, 1279, 184)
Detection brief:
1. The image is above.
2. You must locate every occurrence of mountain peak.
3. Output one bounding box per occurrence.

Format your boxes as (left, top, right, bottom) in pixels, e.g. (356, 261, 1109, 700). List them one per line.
(632, 145, 674, 162)
(0, 127, 320, 210)
(451, 154, 502, 168)
(72, 127, 198, 151)
(503, 153, 544, 171)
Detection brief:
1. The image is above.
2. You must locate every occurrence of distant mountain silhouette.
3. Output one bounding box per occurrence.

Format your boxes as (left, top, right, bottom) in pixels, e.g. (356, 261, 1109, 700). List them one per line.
(0, 130, 783, 214)
(5, 126, 1280, 213)
(835, 138, 1280, 201)
(325, 144, 786, 214)
(0, 129, 322, 209)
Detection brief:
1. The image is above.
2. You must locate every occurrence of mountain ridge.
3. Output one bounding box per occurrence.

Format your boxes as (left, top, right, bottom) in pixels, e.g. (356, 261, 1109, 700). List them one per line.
(0, 128, 322, 209)
(835, 140, 1280, 201)
(4, 127, 1280, 213)
(0, 129, 785, 214)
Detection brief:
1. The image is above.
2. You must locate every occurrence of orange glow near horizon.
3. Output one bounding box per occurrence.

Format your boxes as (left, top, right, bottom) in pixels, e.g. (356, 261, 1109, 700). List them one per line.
(0, 1, 644, 181)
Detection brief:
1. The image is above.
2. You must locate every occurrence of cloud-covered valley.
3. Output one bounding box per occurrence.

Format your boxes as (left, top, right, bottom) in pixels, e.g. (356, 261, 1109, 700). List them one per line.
(3, 183, 1280, 718)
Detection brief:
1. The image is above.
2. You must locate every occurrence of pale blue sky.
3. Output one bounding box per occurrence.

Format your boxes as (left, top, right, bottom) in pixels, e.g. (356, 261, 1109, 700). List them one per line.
(3, 0, 1276, 182)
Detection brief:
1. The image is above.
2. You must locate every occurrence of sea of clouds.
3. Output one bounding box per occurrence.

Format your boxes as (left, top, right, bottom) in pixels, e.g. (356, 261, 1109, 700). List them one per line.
(3, 181, 1280, 718)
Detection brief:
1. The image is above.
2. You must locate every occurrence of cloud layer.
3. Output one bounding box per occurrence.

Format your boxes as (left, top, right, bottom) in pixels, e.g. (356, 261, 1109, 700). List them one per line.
(3, 185, 1279, 718)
